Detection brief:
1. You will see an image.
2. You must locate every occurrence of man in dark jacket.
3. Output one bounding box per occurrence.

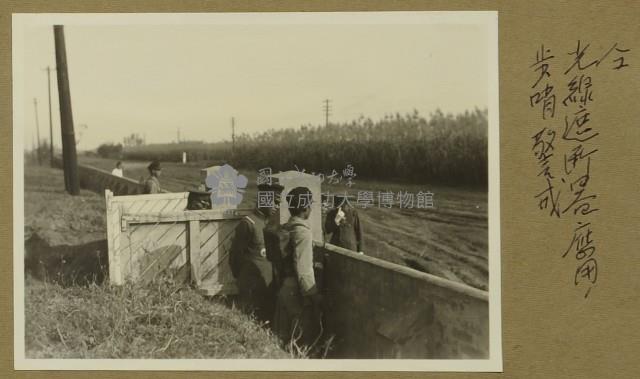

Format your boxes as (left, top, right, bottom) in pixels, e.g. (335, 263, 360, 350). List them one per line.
(324, 195, 364, 254)
(229, 182, 283, 323)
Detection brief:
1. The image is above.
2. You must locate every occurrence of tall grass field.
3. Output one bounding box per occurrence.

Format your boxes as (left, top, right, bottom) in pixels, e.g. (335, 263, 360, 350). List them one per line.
(121, 109, 488, 187)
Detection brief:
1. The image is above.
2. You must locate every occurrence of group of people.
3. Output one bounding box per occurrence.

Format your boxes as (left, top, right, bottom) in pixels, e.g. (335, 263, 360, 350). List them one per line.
(229, 183, 325, 350)
(228, 185, 365, 351)
(110, 160, 163, 194)
(113, 159, 365, 350)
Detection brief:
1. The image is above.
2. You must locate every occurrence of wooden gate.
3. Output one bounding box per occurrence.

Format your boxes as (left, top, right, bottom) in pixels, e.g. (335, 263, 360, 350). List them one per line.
(105, 190, 251, 295)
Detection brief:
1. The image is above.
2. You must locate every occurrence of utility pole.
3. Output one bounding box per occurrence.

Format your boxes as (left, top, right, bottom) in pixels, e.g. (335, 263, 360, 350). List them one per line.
(31, 134, 36, 162)
(177, 127, 181, 143)
(33, 98, 42, 165)
(54, 25, 80, 195)
(46, 66, 55, 167)
(323, 99, 331, 127)
(231, 117, 235, 156)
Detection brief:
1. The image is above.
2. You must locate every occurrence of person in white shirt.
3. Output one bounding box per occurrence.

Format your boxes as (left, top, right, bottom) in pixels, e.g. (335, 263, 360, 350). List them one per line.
(111, 161, 124, 177)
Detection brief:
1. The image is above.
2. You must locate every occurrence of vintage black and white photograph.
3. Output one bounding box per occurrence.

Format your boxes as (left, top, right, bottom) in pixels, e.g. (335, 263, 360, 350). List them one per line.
(13, 12, 501, 371)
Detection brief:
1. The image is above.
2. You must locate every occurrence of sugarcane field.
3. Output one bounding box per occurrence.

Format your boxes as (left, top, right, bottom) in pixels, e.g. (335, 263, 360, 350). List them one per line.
(15, 12, 500, 370)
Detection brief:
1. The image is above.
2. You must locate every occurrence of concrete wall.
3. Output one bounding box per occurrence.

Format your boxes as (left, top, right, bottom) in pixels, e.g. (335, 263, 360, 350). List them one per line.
(317, 241, 490, 359)
(52, 157, 166, 195)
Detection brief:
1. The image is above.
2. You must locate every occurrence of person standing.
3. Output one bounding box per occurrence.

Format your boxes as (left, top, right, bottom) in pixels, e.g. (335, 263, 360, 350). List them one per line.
(324, 195, 364, 254)
(229, 183, 283, 323)
(273, 186, 322, 348)
(143, 160, 162, 194)
(111, 161, 124, 177)
(262, 185, 287, 291)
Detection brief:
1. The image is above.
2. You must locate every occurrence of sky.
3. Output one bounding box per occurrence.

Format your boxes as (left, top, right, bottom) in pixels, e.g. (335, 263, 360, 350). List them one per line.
(17, 14, 492, 150)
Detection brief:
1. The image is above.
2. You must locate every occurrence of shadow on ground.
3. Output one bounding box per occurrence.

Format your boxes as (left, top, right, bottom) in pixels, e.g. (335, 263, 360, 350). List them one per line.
(25, 231, 109, 286)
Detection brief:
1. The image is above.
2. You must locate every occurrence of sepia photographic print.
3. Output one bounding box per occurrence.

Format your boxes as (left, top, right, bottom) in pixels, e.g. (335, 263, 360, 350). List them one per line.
(13, 11, 501, 371)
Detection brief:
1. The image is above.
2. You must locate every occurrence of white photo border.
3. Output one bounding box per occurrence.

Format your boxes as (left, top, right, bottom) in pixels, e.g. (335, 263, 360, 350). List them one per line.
(12, 11, 501, 372)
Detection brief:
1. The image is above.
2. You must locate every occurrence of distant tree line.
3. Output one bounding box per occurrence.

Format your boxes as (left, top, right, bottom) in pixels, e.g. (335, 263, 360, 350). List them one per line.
(123, 133, 145, 147)
(121, 108, 488, 187)
(97, 143, 123, 159)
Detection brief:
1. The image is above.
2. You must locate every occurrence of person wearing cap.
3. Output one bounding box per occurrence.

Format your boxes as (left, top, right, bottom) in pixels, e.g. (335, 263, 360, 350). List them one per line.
(273, 186, 322, 347)
(229, 182, 284, 323)
(143, 160, 162, 194)
(324, 194, 364, 254)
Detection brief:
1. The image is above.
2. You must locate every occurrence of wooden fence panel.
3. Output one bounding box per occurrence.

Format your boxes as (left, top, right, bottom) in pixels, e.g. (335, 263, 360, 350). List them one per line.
(105, 190, 248, 294)
(196, 219, 239, 295)
(105, 191, 123, 284)
(121, 221, 188, 284)
(110, 192, 189, 215)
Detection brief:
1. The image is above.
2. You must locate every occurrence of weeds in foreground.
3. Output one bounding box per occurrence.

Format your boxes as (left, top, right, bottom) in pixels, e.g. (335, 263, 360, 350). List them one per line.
(287, 317, 335, 359)
(23, 166, 301, 359)
(25, 275, 290, 359)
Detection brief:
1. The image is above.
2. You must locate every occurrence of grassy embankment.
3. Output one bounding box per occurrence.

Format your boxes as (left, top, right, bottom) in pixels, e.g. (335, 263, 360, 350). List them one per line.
(23, 165, 292, 359)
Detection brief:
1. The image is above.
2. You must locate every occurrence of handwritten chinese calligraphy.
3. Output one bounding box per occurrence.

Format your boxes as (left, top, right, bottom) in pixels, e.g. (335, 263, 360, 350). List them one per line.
(529, 40, 630, 299)
(292, 164, 358, 188)
(530, 44, 556, 120)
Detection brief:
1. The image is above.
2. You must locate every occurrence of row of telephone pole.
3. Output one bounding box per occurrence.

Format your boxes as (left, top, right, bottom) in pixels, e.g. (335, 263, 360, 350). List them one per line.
(39, 25, 331, 195)
(33, 26, 79, 196)
(31, 25, 80, 195)
(32, 65, 56, 168)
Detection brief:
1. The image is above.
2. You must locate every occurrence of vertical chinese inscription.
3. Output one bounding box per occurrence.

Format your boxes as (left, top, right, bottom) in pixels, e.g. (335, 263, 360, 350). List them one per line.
(528, 41, 630, 298)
